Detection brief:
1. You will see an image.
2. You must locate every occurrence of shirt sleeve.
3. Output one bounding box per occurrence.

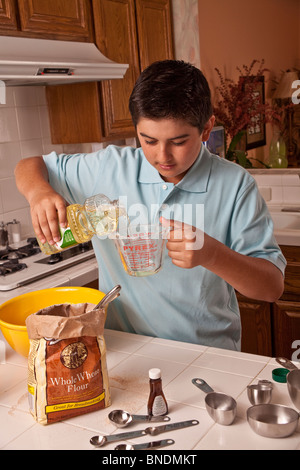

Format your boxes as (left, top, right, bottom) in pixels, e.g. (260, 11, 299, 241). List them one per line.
(229, 178, 286, 275)
(43, 150, 107, 204)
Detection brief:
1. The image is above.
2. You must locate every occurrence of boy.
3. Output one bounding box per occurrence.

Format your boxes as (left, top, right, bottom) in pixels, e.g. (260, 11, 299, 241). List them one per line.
(15, 60, 285, 350)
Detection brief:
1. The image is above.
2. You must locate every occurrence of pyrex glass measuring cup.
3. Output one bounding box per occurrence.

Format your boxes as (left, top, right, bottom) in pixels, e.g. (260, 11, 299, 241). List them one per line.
(114, 224, 168, 277)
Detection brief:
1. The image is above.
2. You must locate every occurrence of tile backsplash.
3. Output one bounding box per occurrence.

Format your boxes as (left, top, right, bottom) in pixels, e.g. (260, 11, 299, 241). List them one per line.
(0, 86, 89, 241)
(249, 169, 300, 207)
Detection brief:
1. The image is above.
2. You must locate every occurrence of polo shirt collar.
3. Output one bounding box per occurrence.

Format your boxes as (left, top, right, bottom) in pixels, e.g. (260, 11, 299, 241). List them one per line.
(138, 144, 212, 193)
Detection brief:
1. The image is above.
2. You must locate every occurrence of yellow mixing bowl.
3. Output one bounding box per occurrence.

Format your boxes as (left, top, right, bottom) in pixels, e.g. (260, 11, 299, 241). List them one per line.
(0, 287, 105, 357)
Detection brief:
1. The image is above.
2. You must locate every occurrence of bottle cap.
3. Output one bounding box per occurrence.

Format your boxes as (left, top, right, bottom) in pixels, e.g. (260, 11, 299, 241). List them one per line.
(272, 367, 289, 383)
(149, 368, 161, 379)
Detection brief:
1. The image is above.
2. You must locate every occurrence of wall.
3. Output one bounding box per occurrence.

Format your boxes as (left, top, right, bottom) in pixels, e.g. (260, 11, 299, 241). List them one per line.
(198, 0, 300, 162)
(172, 0, 200, 67)
(0, 86, 88, 240)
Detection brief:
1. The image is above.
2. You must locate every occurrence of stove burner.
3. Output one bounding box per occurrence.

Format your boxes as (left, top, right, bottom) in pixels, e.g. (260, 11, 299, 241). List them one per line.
(0, 241, 41, 261)
(48, 253, 63, 264)
(0, 259, 27, 276)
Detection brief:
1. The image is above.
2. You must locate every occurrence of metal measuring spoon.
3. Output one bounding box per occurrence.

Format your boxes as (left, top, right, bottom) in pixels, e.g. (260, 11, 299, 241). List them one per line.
(90, 429, 146, 448)
(90, 419, 199, 447)
(92, 285, 121, 310)
(142, 419, 199, 436)
(115, 438, 174, 451)
(109, 409, 170, 428)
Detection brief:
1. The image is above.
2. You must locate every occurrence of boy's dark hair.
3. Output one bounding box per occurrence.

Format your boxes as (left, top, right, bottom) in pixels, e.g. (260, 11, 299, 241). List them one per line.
(129, 60, 213, 133)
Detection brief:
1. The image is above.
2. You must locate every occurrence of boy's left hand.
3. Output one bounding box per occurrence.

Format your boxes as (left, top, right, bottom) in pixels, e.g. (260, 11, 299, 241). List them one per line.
(160, 217, 208, 269)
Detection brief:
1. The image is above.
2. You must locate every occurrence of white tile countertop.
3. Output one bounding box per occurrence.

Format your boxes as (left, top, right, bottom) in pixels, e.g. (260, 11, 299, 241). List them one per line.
(1, 328, 300, 451)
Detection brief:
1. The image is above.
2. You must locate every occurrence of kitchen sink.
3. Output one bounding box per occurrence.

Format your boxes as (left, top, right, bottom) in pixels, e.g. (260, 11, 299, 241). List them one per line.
(269, 209, 300, 246)
(270, 212, 300, 231)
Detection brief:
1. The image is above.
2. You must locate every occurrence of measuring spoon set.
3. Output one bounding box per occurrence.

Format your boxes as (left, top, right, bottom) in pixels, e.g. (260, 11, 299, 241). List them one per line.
(90, 416, 199, 450)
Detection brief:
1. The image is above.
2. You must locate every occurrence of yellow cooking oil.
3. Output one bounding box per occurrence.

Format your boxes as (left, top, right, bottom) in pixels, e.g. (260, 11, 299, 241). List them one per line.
(37, 194, 127, 255)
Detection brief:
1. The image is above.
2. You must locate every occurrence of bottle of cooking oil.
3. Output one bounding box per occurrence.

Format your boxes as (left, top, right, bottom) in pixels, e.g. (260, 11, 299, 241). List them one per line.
(37, 194, 127, 255)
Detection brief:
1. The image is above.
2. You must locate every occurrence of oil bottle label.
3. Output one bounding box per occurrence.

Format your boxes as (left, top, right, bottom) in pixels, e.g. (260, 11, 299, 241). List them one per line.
(54, 226, 78, 250)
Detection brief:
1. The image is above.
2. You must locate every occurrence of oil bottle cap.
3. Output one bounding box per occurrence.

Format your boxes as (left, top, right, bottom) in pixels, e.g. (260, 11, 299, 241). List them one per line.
(149, 368, 161, 379)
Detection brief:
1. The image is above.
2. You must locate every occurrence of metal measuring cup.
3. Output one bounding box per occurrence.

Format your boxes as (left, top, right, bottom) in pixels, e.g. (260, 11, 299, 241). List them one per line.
(247, 380, 273, 405)
(276, 357, 300, 410)
(192, 378, 237, 425)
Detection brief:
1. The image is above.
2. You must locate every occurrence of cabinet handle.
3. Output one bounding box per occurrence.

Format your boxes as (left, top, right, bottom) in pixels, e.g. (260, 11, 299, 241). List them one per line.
(286, 311, 300, 319)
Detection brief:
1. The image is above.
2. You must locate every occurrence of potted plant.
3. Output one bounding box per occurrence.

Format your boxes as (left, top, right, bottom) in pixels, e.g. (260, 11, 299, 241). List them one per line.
(213, 60, 284, 168)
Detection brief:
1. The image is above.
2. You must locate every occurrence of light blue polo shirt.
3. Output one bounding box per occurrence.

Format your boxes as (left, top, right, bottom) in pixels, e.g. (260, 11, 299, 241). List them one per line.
(43, 145, 286, 350)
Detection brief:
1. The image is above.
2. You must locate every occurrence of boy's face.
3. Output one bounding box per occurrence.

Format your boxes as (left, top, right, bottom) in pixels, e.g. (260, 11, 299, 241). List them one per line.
(137, 117, 215, 184)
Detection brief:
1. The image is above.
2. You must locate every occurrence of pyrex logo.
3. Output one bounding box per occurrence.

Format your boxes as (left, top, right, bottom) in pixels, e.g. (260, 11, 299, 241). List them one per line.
(0, 80, 6, 104)
(292, 80, 300, 104)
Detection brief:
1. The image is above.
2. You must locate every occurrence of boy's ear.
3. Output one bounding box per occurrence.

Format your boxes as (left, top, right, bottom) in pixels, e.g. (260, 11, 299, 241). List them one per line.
(201, 115, 215, 142)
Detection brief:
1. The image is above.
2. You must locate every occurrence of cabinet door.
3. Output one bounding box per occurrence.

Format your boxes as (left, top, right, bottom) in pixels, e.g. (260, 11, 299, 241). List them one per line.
(272, 301, 300, 359)
(0, 0, 18, 32)
(93, 0, 140, 138)
(135, 0, 174, 70)
(17, 0, 93, 41)
(238, 295, 272, 356)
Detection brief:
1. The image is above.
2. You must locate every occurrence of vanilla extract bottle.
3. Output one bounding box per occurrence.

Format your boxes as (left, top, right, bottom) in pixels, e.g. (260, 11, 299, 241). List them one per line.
(147, 368, 168, 416)
(37, 193, 127, 255)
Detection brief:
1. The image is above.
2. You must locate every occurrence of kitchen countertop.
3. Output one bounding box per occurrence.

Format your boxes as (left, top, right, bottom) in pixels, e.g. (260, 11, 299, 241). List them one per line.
(1, 328, 300, 451)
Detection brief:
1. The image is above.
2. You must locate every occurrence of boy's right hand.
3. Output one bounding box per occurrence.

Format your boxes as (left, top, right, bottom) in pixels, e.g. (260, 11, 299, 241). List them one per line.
(29, 189, 67, 245)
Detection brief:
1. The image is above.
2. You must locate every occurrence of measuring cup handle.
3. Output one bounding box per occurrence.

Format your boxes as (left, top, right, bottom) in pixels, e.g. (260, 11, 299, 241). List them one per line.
(276, 357, 299, 371)
(192, 378, 214, 394)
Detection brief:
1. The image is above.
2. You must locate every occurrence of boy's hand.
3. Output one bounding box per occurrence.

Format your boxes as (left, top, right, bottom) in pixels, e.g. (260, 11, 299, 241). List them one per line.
(29, 190, 67, 245)
(160, 217, 209, 269)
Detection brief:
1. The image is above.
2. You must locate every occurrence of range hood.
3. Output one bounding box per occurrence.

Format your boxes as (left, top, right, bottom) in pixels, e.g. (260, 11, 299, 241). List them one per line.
(0, 36, 128, 86)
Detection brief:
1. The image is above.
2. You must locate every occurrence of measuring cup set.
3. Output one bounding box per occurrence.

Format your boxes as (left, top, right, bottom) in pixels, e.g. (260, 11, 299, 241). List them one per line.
(192, 362, 300, 439)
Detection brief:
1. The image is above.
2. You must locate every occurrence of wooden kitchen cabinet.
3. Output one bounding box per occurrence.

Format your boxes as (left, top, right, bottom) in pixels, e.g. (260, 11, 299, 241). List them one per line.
(239, 244, 300, 358)
(272, 300, 300, 359)
(135, 0, 174, 71)
(46, 0, 174, 143)
(0, 0, 94, 41)
(274, 245, 300, 358)
(90, 0, 142, 139)
(0, 0, 18, 31)
(237, 294, 272, 356)
(83, 279, 99, 289)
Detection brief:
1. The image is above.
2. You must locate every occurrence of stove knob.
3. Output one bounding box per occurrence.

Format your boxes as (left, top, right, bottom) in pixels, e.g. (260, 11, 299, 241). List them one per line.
(27, 237, 39, 247)
(80, 242, 90, 252)
(48, 253, 63, 264)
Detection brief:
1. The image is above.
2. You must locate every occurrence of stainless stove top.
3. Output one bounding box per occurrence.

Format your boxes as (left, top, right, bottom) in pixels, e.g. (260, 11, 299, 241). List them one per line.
(0, 239, 95, 291)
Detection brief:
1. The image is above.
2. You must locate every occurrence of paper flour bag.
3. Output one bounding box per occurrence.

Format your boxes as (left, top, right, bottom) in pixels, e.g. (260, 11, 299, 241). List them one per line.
(26, 302, 111, 425)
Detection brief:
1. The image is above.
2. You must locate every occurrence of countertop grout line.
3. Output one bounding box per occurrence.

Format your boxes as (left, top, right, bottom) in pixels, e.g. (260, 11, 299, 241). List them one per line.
(0, 410, 37, 450)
